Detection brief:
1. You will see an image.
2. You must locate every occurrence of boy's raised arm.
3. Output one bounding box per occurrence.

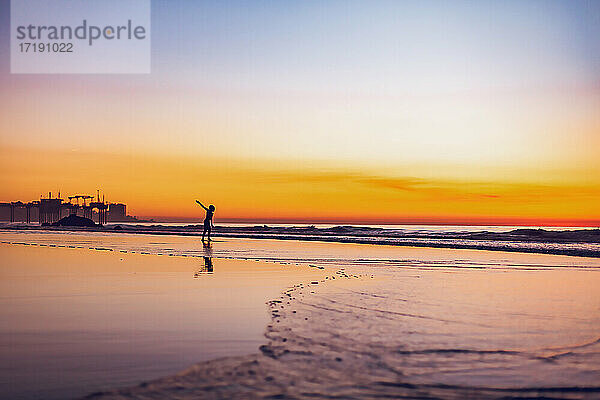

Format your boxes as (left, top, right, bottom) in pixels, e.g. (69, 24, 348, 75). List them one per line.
(195, 200, 208, 211)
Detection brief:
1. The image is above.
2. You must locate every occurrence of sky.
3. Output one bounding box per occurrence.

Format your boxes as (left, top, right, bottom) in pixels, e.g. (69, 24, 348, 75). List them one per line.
(1, 0, 599, 224)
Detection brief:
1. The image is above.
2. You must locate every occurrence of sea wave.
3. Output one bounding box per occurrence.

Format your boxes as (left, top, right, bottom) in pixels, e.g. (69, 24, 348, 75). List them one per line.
(2, 223, 600, 257)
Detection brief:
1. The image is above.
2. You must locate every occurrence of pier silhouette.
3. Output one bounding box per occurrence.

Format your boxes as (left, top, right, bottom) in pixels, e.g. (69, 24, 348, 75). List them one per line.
(1, 190, 134, 225)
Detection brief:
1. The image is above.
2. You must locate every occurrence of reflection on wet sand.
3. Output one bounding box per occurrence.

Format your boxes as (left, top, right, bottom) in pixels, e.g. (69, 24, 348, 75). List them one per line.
(90, 262, 600, 400)
(195, 243, 214, 276)
(0, 241, 330, 400)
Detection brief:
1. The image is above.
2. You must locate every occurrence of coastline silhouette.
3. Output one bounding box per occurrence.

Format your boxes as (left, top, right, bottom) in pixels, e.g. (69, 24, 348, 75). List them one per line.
(195, 200, 215, 242)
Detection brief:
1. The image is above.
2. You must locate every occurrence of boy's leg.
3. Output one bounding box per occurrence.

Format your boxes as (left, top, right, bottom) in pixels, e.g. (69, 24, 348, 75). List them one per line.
(207, 226, 211, 241)
(202, 225, 207, 241)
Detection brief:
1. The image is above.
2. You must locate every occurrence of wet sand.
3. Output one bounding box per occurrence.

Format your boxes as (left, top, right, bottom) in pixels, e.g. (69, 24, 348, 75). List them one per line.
(0, 243, 329, 400)
(1, 232, 599, 399)
(87, 263, 600, 399)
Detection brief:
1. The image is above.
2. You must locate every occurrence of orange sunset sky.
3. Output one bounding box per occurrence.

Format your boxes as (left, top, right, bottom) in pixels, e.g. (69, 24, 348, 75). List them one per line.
(1, 1, 599, 225)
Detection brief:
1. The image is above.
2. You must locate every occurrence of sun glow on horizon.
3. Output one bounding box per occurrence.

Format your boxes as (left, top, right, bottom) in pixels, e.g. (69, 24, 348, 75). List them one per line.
(1, 146, 599, 225)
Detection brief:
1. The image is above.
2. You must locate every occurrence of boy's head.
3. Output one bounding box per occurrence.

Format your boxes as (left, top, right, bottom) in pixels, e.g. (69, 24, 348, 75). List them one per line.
(209, 205, 215, 211)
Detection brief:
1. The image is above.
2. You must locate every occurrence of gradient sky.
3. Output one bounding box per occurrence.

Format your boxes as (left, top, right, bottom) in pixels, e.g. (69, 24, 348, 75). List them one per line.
(1, 0, 599, 224)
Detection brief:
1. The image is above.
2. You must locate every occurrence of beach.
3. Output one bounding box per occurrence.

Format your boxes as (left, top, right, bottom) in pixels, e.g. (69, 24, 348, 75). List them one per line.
(1, 229, 599, 399)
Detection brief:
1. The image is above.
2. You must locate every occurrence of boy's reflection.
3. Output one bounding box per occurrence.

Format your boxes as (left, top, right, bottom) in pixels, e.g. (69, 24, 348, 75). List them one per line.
(194, 241, 214, 276)
(202, 256, 214, 272)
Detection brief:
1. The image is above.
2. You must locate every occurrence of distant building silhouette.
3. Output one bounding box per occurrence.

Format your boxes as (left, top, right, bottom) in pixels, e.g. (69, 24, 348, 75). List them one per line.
(108, 203, 126, 222)
(39, 198, 63, 224)
(0, 192, 141, 224)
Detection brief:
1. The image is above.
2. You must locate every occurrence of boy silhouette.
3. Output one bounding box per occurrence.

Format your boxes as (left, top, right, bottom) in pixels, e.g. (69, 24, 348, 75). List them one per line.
(195, 200, 215, 242)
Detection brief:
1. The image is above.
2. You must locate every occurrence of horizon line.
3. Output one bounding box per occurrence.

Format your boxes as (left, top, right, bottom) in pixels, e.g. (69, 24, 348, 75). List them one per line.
(136, 216, 600, 228)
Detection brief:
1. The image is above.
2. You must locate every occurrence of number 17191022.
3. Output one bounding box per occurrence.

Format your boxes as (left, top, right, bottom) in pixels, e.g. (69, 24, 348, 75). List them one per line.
(19, 42, 73, 53)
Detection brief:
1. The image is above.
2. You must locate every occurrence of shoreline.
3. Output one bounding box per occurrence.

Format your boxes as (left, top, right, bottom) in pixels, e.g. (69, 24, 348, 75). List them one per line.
(2, 224, 599, 258)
